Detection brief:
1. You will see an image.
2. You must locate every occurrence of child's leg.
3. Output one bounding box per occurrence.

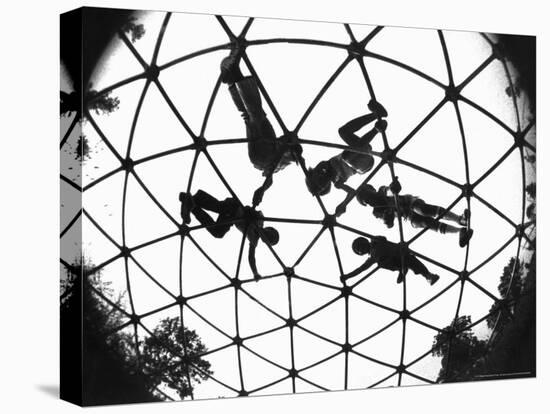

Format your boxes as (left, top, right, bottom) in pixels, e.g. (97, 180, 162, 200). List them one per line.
(233, 77, 278, 171)
(211, 217, 232, 238)
(191, 192, 233, 238)
(220, 49, 244, 84)
(367, 100, 388, 118)
(409, 208, 471, 247)
(413, 199, 463, 223)
(228, 84, 249, 122)
(235, 77, 272, 126)
(338, 114, 378, 147)
(409, 212, 462, 234)
(193, 190, 224, 213)
(412, 199, 441, 217)
(190, 205, 220, 237)
(406, 255, 435, 282)
(441, 209, 463, 223)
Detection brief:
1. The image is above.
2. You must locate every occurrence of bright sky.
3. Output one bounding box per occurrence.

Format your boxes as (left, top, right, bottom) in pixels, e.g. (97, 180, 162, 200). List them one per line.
(60, 10, 535, 400)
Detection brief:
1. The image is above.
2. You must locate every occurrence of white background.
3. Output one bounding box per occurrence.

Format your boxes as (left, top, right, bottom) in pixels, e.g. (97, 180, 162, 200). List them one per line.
(0, 0, 547, 412)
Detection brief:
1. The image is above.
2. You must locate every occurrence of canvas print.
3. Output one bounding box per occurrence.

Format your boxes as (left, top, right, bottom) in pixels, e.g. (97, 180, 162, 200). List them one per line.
(60, 7, 536, 406)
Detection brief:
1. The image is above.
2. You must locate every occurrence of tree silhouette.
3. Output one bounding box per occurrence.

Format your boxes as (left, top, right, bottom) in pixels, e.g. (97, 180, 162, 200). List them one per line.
(505, 83, 521, 98)
(524, 153, 536, 251)
(87, 90, 120, 115)
(60, 90, 79, 116)
(459, 252, 536, 381)
(498, 257, 524, 298)
(525, 182, 536, 222)
(486, 257, 524, 330)
(141, 317, 213, 399)
(61, 257, 159, 405)
(122, 16, 146, 43)
(61, 257, 213, 404)
(60, 89, 120, 119)
(74, 135, 91, 162)
(432, 315, 487, 382)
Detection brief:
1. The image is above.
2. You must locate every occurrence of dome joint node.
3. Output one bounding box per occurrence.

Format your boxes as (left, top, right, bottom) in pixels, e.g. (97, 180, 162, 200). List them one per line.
(515, 224, 525, 238)
(281, 131, 303, 155)
(381, 148, 396, 163)
(120, 246, 131, 258)
(175, 295, 187, 306)
(284, 267, 295, 278)
(322, 214, 337, 228)
(130, 313, 140, 325)
(194, 136, 208, 152)
(514, 131, 525, 148)
(234, 37, 248, 53)
(347, 41, 365, 59)
(341, 285, 353, 298)
(121, 157, 134, 172)
(341, 342, 353, 353)
(445, 85, 460, 103)
(230, 278, 242, 289)
(179, 224, 190, 236)
(145, 63, 160, 81)
(461, 183, 473, 198)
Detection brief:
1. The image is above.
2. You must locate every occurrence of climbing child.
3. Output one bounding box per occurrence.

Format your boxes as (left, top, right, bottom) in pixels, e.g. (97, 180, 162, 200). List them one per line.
(341, 236, 440, 285)
(220, 48, 302, 207)
(355, 177, 473, 247)
(179, 190, 279, 279)
(306, 100, 387, 197)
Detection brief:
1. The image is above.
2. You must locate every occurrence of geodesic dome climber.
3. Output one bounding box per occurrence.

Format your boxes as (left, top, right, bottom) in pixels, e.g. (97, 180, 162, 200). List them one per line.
(60, 9, 536, 404)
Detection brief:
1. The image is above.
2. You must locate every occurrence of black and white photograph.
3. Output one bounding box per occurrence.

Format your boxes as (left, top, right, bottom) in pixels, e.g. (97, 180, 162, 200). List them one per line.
(1, 1, 547, 413)
(59, 6, 536, 406)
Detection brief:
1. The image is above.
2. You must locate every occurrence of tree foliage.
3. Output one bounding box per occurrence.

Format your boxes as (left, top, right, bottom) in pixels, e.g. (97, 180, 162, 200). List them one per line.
(498, 257, 523, 299)
(60, 89, 121, 118)
(525, 182, 536, 222)
(467, 252, 536, 380)
(75, 135, 91, 162)
(87, 90, 120, 115)
(61, 258, 157, 405)
(432, 315, 487, 382)
(60, 90, 79, 116)
(61, 257, 212, 404)
(141, 317, 213, 399)
(486, 257, 524, 330)
(122, 17, 146, 43)
(431, 252, 534, 382)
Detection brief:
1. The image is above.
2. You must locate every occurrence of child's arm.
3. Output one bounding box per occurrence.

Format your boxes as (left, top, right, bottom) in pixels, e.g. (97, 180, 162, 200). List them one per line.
(247, 234, 260, 279)
(334, 182, 356, 217)
(333, 181, 355, 194)
(340, 258, 375, 282)
(252, 173, 274, 207)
